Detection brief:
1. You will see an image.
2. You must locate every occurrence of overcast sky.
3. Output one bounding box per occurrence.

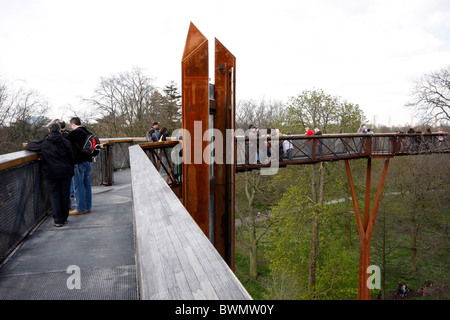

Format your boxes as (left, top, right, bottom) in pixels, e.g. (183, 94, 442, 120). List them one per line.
(1, 0, 450, 127)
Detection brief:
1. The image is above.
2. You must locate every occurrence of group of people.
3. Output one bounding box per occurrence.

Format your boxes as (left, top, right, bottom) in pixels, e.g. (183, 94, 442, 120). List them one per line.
(244, 125, 324, 163)
(417, 279, 434, 297)
(357, 125, 373, 134)
(25, 117, 94, 227)
(146, 121, 169, 142)
(394, 282, 410, 299)
(392, 279, 434, 299)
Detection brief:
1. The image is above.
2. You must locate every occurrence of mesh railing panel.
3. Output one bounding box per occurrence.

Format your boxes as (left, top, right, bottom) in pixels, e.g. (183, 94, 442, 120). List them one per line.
(0, 161, 50, 262)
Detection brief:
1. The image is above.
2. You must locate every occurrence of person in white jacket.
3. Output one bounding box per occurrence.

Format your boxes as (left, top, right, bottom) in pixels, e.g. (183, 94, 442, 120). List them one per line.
(282, 132, 293, 160)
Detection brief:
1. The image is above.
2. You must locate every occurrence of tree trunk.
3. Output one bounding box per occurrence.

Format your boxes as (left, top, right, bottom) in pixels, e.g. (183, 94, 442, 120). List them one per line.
(381, 213, 387, 300)
(410, 235, 418, 274)
(409, 207, 418, 274)
(308, 214, 319, 298)
(308, 163, 325, 298)
(343, 183, 353, 246)
(249, 223, 258, 280)
(245, 172, 260, 280)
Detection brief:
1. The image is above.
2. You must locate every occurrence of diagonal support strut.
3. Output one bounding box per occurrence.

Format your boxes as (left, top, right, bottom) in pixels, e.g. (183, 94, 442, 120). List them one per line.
(345, 158, 390, 300)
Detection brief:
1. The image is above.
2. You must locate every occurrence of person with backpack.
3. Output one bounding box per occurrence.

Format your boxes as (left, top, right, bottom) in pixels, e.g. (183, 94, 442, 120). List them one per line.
(67, 117, 94, 215)
(26, 122, 74, 227)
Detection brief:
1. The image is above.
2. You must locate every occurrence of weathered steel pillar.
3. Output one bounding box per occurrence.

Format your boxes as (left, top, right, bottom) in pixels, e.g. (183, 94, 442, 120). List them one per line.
(214, 38, 236, 269)
(181, 23, 236, 269)
(181, 23, 210, 236)
(345, 158, 390, 300)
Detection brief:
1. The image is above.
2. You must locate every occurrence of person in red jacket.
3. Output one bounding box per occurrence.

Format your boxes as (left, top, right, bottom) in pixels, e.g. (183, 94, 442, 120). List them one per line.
(305, 127, 314, 138)
(305, 127, 314, 158)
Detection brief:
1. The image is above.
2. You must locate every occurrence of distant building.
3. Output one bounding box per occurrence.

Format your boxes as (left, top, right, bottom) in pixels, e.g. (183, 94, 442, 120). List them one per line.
(372, 115, 379, 127)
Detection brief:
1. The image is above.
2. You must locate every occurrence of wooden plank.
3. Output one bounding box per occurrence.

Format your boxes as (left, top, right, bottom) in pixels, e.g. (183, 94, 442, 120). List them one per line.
(0, 150, 39, 171)
(161, 181, 250, 299)
(129, 145, 251, 300)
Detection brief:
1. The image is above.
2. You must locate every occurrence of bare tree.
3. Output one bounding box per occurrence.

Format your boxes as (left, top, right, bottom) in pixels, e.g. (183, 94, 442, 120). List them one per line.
(235, 171, 275, 280)
(86, 68, 181, 137)
(0, 79, 49, 153)
(407, 66, 450, 126)
(86, 67, 158, 137)
(236, 98, 283, 131)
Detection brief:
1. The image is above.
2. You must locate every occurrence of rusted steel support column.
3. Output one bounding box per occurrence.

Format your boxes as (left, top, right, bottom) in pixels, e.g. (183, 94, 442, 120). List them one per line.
(345, 158, 390, 300)
(214, 38, 236, 269)
(181, 23, 210, 236)
(363, 158, 372, 231)
(359, 237, 371, 300)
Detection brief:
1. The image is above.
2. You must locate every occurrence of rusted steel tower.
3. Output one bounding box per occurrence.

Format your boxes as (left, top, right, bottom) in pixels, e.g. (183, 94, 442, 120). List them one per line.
(181, 22, 236, 269)
(181, 22, 398, 298)
(181, 23, 210, 237)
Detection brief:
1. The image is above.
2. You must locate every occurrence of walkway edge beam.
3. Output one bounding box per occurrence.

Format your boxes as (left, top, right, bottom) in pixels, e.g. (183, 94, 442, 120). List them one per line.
(129, 145, 251, 300)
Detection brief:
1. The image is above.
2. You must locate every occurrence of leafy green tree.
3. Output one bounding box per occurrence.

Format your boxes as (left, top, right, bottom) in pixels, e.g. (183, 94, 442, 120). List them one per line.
(267, 89, 366, 297)
(371, 154, 450, 297)
(276, 88, 365, 133)
(266, 168, 358, 299)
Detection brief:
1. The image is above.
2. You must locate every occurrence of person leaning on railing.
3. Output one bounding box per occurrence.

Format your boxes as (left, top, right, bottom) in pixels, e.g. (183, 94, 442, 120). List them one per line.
(25, 122, 75, 227)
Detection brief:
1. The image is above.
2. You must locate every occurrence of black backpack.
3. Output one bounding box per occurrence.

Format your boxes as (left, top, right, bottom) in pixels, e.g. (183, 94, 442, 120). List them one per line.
(82, 132, 101, 157)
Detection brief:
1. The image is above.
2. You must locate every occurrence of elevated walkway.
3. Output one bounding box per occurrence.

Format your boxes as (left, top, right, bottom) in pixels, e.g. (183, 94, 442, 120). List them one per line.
(0, 170, 138, 300)
(0, 148, 251, 300)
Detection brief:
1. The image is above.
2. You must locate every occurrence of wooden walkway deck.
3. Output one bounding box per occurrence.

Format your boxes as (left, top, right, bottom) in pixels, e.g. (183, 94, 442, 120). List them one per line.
(129, 145, 251, 300)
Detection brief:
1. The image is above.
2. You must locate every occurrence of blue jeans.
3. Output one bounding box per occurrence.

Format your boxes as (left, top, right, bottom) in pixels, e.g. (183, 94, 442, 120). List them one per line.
(69, 178, 74, 209)
(74, 161, 92, 212)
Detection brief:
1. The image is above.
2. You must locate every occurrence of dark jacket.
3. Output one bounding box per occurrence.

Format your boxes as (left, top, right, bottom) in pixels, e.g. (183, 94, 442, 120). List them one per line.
(26, 133, 75, 179)
(67, 126, 94, 164)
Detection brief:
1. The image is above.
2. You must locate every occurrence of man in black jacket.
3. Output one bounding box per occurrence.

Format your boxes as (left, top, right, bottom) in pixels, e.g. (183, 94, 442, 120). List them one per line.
(26, 122, 74, 227)
(67, 117, 93, 215)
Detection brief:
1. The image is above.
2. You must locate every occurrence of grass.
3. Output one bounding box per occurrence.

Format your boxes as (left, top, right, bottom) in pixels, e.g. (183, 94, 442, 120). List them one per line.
(234, 245, 271, 300)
